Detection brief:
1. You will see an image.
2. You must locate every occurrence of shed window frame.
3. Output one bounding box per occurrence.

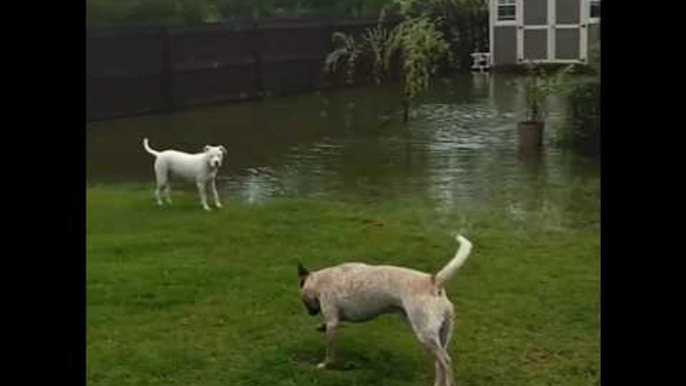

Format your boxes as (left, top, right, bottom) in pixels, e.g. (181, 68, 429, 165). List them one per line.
(589, 0, 601, 23)
(496, 0, 517, 25)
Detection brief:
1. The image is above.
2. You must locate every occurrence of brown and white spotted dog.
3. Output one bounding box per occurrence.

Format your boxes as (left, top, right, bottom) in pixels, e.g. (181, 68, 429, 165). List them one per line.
(298, 235, 473, 386)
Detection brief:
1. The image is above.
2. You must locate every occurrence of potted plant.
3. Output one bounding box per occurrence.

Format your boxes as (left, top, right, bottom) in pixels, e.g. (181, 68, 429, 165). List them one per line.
(517, 63, 571, 150)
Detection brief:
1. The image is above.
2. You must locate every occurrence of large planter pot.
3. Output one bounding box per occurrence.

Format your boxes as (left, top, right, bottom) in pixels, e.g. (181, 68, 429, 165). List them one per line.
(517, 120, 545, 149)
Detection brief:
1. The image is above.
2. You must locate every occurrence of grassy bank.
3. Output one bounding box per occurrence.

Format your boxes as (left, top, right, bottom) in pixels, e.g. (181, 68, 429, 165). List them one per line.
(87, 185, 599, 386)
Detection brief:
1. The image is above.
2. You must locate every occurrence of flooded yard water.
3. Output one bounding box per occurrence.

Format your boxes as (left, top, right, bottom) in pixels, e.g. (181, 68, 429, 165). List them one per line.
(87, 73, 599, 224)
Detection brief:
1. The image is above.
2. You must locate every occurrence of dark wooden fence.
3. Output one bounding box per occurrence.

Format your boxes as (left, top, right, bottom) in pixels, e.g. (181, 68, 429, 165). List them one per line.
(87, 19, 379, 121)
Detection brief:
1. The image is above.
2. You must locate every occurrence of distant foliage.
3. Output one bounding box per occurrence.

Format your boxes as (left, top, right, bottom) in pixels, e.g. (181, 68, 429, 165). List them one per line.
(324, 32, 364, 85)
(325, 0, 459, 122)
(87, 0, 391, 26)
(562, 77, 600, 155)
(519, 62, 575, 122)
(561, 41, 600, 155)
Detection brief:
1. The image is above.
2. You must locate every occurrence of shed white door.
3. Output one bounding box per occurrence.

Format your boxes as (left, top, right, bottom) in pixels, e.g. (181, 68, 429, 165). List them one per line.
(516, 0, 587, 63)
(552, 0, 587, 62)
(518, 0, 549, 62)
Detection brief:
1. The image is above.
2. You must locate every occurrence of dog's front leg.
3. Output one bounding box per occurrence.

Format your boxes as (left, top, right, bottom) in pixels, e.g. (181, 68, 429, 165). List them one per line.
(196, 181, 211, 211)
(317, 320, 339, 369)
(210, 179, 222, 208)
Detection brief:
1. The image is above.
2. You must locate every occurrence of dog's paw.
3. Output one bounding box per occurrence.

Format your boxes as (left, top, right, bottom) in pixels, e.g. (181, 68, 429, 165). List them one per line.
(316, 362, 329, 370)
(215, 203, 223, 209)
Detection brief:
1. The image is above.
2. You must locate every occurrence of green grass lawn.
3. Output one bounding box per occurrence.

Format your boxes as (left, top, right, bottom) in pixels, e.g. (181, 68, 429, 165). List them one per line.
(87, 185, 600, 386)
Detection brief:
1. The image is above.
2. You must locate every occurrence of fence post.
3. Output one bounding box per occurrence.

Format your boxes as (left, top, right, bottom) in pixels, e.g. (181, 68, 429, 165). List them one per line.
(252, 20, 265, 98)
(322, 20, 334, 91)
(160, 27, 176, 112)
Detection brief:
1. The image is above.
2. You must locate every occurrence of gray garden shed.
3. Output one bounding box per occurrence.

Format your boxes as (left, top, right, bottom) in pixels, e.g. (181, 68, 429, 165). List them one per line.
(489, 0, 600, 66)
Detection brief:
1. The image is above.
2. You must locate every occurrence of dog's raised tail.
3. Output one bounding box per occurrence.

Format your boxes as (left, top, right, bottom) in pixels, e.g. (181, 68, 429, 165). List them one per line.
(143, 138, 159, 157)
(434, 235, 473, 288)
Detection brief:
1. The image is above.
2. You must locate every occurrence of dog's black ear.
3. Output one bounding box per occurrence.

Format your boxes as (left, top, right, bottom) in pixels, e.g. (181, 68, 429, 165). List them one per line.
(298, 262, 309, 279)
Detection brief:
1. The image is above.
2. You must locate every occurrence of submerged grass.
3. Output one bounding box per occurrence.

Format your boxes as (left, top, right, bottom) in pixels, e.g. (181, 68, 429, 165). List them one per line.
(87, 184, 599, 386)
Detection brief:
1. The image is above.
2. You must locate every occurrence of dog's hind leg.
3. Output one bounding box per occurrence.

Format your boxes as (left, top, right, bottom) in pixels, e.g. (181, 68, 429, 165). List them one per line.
(434, 360, 446, 386)
(407, 303, 455, 386)
(154, 163, 169, 206)
(438, 316, 455, 386)
(164, 184, 172, 204)
(439, 313, 454, 351)
(155, 186, 165, 206)
(421, 336, 454, 386)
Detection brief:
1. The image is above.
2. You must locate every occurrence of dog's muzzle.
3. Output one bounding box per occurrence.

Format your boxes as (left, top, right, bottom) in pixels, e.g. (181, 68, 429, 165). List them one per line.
(303, 300, 321, 316)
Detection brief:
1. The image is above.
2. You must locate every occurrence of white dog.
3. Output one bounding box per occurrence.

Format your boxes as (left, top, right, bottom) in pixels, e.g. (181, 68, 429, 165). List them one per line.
(298, 235, 473, 386)
(143, 138, 227, 211)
